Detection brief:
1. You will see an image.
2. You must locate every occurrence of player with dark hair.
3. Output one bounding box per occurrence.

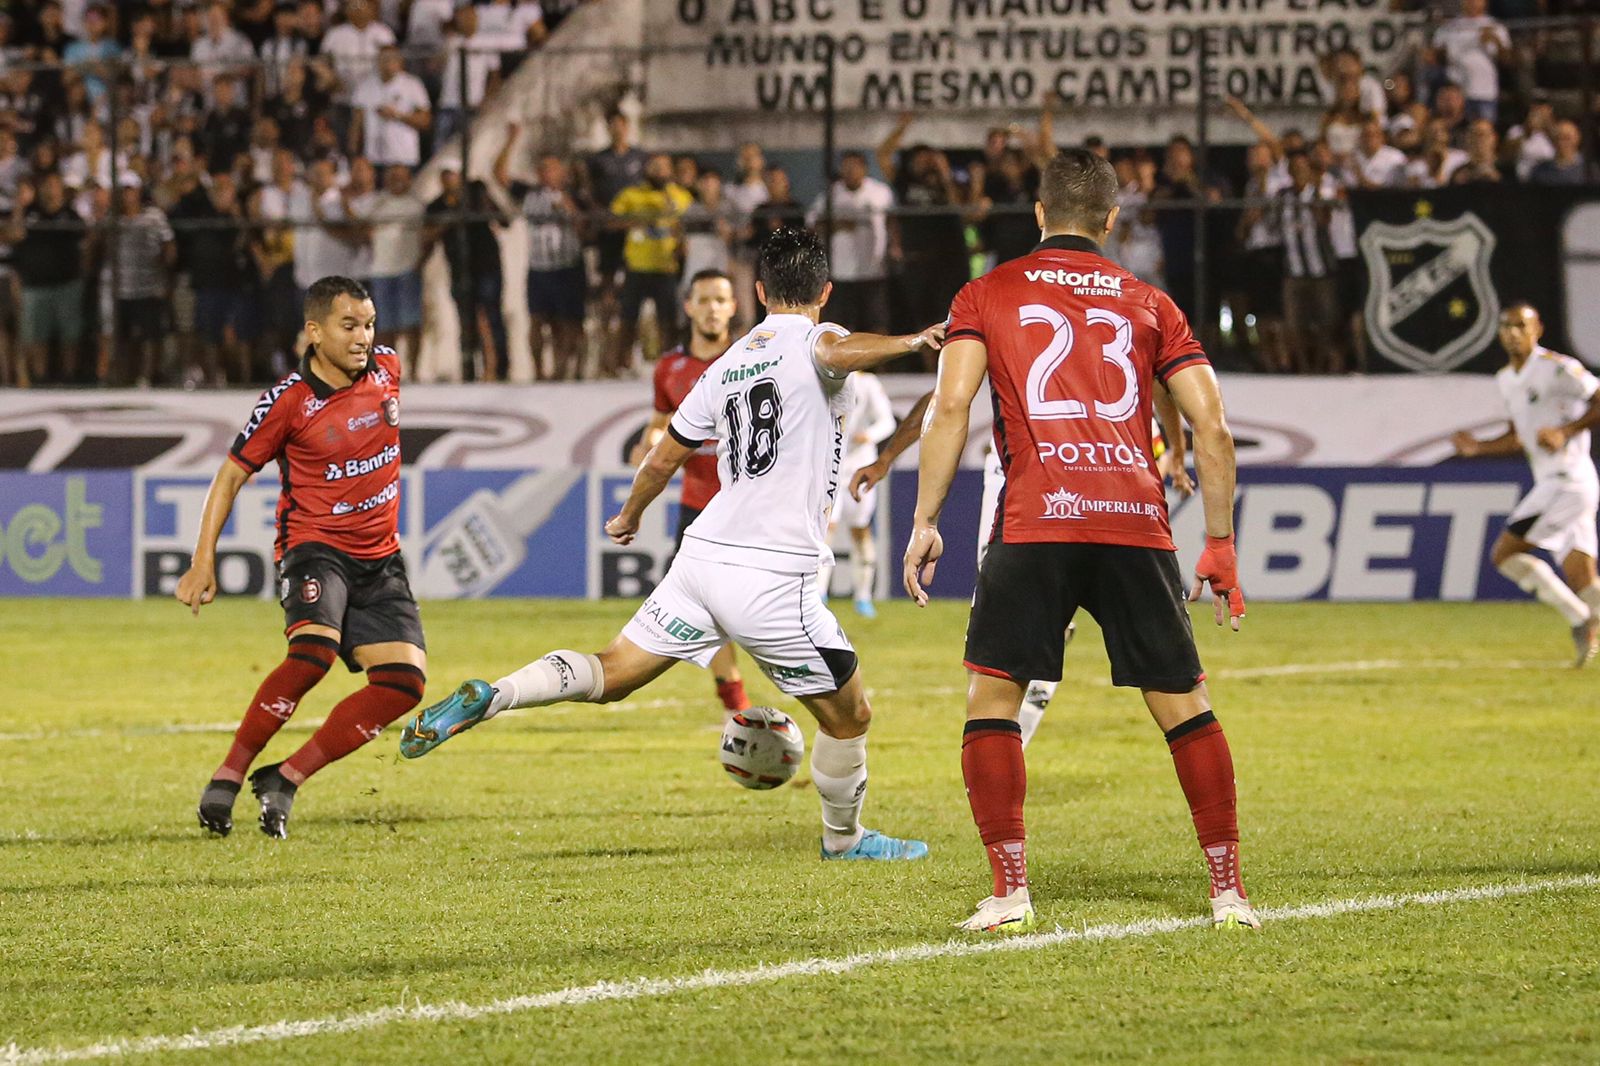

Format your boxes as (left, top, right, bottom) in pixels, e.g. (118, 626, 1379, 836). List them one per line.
(628, 267, 753, 714)
(400, 229, 945, 862)
(905, 149, 1257, 932)
(179, 276, 427, 839)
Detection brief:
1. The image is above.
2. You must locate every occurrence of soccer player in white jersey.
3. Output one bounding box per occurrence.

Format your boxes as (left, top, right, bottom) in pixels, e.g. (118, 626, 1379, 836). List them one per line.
(1452, 303, 1600, 665)
(820, 370, 896, 617)
(400, 228, 946, 861)
(849, 392, 1192, 745)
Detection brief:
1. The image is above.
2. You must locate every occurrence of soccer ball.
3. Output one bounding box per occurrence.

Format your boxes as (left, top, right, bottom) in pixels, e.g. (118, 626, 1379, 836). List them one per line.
(719, 707, 805, 790)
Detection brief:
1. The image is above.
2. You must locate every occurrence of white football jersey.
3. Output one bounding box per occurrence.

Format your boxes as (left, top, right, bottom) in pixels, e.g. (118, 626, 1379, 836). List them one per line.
(841, 371, 895, 474)
(1495, 348, 1600, 485)
(669, 312, 852, 574)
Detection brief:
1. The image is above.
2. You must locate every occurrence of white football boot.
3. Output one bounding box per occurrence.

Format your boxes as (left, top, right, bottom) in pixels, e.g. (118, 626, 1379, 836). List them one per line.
(1210, 889, 1261, 929)
(956, 888, 1036, 933)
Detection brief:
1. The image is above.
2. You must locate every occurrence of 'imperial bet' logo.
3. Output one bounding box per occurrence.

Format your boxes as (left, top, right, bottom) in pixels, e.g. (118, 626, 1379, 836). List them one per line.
(1025, 268, 1123, 297)
(1042, 488, 1085, 520)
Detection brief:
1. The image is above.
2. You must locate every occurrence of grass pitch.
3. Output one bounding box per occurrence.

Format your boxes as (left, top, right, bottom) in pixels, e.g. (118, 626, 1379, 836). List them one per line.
(2, 598, 1598, 1064)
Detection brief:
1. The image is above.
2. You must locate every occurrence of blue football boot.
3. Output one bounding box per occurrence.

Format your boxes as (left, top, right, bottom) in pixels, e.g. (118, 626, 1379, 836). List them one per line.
(399, 680, 496, 759)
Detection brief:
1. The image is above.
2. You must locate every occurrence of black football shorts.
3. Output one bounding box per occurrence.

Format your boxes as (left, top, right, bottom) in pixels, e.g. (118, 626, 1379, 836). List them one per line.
(964, 541, 1204, 693)
(278, 542, 426, 671)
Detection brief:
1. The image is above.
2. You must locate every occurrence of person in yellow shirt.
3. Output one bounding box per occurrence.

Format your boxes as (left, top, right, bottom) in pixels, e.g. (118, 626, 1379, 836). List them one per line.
(607, 153, 692, 376)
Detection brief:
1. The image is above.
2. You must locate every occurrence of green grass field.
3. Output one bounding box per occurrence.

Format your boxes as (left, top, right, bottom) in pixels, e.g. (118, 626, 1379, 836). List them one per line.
(2, 598, 1598, 1065)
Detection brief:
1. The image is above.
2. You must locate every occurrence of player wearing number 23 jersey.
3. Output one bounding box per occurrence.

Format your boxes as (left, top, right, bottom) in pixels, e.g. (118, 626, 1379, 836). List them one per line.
(907, 150, 1254, 933)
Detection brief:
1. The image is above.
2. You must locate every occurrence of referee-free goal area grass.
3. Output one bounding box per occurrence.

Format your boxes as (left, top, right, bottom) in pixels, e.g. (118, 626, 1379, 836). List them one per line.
(3, 598, 1597, 1064)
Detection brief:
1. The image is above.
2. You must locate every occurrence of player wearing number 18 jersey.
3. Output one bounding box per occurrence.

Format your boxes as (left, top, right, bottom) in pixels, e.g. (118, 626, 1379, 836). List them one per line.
(401, 229, 945, 863)
(905, 149, 1257, 932)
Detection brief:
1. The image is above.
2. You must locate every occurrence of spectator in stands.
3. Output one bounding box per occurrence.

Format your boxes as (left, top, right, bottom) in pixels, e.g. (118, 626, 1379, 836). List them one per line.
(1311, 138, 1363, 371)
(681, 167, 734, 295)
(192, 0, 255, 100)
(295, 0, 326, 54)
(1233, 142, 1287, 371)
(724, 140, 767, 328)
(61, 120, 123, 194)
(342, 155, 379, 283)
(349, 45, 429, 168)
(1278, 150, 1341, 375)
(1109, 155, 1163, 288)
(1451, 119, 1503, 184)
(807, 149, 892, 333)
(1431, 82, 1469, 145)
(587, 109, 646, 307)
(200, 74, 253, 173)
(1530, 120, 1596, 185)
(1151, 134, 1226, 324)
(606, 152, 689, 375)
(878, 113, 966, 355)
(1430, 0, 1509, 123)
(322, 0, 395, 131)
(360, 163, 424, 366)
(266, 56, 330, 150)
(1354, 117, 1407, 188)
(106, 173, 176, 387)
(746, 164, 803, 249)
(436, 4, 501, 145)
(1504, 96, 1556, 182)
(183, 169, 251, 385)
(62, 3, 117, 104)
(406, 0, 458, 49)
(1319, 81, 1367, 170)
(291, 156, 362, 298)
(259, 1, 308, 99)
(477, 0, 547, 56)
(8, 173, 85, 386)
(673, 153, 700, 192)
(498, 125, 588, 381)
(426, 163, 510, 381)
(1406, 119, 1469, 187)
(973, 147, 1039, 267)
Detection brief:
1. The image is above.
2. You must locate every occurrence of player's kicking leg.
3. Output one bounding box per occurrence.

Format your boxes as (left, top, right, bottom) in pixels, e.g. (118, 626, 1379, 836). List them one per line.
(1491, 530, 1598, 666)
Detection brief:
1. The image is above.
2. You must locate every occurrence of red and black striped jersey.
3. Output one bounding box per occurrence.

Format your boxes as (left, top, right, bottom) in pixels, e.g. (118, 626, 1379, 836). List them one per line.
(948, 235, 1207, 550)
(229, 347, 403, 562)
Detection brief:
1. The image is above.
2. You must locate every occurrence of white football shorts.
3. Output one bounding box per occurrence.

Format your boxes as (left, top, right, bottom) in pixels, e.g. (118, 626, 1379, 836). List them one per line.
(831, 481, 877, 530)
(622, 554, 858, 697)
(1507, 477, 1599, 562)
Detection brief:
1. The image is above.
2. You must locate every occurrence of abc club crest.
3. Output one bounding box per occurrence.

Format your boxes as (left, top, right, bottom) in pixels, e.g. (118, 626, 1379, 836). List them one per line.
(1359, 210, 1500, 373)
(383, 396, 399, 426)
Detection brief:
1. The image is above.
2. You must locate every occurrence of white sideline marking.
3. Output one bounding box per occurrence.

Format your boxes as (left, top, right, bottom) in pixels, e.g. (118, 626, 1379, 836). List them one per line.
(0, 657, 1557, 744)
(3, 874, 1595, 1064)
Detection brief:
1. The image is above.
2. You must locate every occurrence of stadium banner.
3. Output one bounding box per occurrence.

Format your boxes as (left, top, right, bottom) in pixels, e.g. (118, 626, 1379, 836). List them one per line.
(0, 472, 133, 597)
(644, 1, 1408, 117)
(890, 461, 1538, 602)
(0, 375, 1515, 473)
(1352, 186, 1600, 374)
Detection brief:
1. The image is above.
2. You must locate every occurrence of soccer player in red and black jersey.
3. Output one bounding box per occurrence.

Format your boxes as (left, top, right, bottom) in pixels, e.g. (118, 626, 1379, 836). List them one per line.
(905, 149, 1257, 932)
(177, 276, 428, 839)
(628, 268, 751, 714)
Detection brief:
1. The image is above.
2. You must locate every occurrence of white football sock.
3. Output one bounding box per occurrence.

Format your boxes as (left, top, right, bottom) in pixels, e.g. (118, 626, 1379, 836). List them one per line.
(1498, 554, 1590, 626)
(1579, 582, 1600, 620)
(489, 650, 605, 716)
(852, 536, 877, 603)
(811, 731, 868, 854)
(1017, 680, 1057, 748)
(817, 560, 836, 600)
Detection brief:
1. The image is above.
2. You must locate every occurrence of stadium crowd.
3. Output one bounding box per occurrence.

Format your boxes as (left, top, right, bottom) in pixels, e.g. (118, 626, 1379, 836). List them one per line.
(0, 0, 1596, 387)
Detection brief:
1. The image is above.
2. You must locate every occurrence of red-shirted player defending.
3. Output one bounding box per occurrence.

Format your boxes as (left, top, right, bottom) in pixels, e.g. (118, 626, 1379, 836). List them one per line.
(905, 150, 1257, 932)
(628, 268, 751, 714)
(178, 276, 428, 839)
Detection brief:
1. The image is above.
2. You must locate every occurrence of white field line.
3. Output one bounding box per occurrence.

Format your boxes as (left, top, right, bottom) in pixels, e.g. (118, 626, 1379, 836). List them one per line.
(3, 874, 1595, 1065)
(0, 658, 1556, 744)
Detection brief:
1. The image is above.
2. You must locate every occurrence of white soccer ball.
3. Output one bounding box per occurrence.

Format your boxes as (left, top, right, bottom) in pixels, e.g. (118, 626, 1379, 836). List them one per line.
(719, 707, 805, 790)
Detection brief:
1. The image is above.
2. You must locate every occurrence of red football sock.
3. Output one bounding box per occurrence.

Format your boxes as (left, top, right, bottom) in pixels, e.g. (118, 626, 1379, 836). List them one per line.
(281, 663, 426, 784)
(962, 718, 1028, 897)
(1165, 711, 1244, 898)
(715, 676, 751, 712)
(216, 634, 339, 781)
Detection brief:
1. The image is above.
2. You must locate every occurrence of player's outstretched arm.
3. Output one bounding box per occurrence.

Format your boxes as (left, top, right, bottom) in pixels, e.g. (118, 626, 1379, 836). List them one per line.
(814, 321, 946, 377)
(905, 339, 987, 606)
(630, 412, 671, 466)
(1451, 424, 1522, 458)
(1538, 389, 1600, 452)
(175, 458, 251, 617)
(850, 390, 932, 501)
(606, 434, 695, 545)
(1166, 364, 1245, 631)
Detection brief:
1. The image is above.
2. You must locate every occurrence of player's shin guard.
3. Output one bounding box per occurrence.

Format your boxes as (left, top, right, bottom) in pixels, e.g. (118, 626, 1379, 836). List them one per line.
(852, 538, 877, 604)
(281, 663, 426, 784)
(489, 650, 605, 714)
(1165, 711, 1245, 899)
(811, 732, 868, 854)
(1017, 681, 1057, 749)
(962, 719, 1028, 897)
(218, 634, 339, 780)
(1498, 553, 1591, 625)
